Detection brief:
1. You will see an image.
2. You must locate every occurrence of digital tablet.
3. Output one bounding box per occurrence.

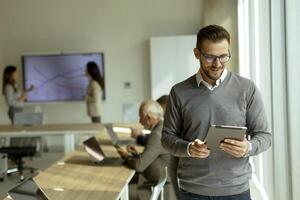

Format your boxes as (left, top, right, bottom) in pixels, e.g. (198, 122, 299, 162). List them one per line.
(205, 125, 247, 152)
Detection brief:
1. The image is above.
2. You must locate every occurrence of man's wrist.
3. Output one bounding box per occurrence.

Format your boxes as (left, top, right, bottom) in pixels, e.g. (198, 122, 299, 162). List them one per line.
(243, 141, 252, 157)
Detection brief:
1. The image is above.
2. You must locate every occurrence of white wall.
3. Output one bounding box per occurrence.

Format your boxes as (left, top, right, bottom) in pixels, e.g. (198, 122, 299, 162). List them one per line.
(149, 0, 239, 100)
(150, 35, 199, 100)
(0, 0, 205, 124)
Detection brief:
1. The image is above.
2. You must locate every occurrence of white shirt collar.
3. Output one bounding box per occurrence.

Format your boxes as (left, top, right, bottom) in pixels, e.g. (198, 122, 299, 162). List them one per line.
(195, 68, 228, 90)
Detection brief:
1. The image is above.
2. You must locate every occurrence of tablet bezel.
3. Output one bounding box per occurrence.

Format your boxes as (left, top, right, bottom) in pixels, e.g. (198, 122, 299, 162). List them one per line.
(205, 125, 247, 152)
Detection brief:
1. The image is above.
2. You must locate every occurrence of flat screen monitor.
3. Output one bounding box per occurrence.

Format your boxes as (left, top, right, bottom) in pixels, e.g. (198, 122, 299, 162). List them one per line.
(22, 53, 105, 102)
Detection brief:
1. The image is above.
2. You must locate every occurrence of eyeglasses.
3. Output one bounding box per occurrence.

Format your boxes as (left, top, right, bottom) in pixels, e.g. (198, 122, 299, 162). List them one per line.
(198, 48, 231, 64)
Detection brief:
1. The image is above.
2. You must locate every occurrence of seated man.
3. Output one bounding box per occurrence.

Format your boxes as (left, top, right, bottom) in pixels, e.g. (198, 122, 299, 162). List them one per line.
(131, 95, 169, 145)
(118, 100, 170, 200)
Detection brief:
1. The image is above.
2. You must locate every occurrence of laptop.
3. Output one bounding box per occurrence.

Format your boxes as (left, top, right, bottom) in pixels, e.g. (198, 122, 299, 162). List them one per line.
(83, 136, 123, 165)
(8, 177, 49, 200)
(13, 113, 44, 125)
(104, 123, 135, 146)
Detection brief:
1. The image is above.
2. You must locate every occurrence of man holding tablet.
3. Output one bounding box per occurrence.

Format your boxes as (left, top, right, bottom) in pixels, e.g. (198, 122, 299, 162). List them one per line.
(161, 25, 271, 200)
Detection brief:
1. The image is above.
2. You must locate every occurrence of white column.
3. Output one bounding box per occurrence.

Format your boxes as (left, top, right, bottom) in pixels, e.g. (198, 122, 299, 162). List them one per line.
(64, 133, 75, 154)
(285, 0, 300, 199)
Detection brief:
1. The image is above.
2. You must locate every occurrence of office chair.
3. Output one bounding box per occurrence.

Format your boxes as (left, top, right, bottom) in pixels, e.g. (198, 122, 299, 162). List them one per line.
(0, 137, 7, 147)
(0, 137, 42, 181)
(149, 167, 168, 200)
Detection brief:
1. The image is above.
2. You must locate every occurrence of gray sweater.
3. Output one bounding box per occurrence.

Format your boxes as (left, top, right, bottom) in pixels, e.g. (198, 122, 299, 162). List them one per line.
(126, 121, 170, 183)
(161, 71, 271, 196)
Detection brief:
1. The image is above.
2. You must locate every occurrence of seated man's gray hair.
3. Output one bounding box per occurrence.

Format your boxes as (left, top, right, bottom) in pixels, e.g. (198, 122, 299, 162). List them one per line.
(141, 100, 164, 120)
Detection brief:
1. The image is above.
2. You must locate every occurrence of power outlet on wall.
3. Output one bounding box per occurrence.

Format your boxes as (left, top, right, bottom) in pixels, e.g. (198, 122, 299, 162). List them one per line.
(124, 82, 131, 89)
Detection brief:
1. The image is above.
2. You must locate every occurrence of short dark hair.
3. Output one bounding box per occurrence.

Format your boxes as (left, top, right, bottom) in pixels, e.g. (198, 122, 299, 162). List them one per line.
(196, 25, 230, 49)
(156, 95, 168, 106)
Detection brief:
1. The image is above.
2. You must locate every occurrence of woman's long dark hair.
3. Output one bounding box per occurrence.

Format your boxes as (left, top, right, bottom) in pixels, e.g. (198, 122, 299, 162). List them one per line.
(86, 62, 104, 90)
(2, 65, 17, 95)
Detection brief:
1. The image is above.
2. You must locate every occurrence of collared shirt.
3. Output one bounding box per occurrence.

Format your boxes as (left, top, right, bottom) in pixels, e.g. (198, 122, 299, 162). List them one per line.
(195, 68, 228, 90)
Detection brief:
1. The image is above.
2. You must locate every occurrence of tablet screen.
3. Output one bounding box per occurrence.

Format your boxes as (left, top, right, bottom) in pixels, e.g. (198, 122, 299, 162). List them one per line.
(205, 125, 247, 152)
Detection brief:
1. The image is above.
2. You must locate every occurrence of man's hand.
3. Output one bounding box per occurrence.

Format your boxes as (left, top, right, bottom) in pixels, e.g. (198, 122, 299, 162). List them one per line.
(188, 139, 210, 158)
(220, 137, 248, 158)
(131, 128, 143, 139)
(127, 145, 138, 156)
(117, 147, 129, 159)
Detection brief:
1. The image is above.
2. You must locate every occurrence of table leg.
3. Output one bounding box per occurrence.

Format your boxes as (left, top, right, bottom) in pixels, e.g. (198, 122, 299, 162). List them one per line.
(120, 184, 129, 200)
(64, 134, 75, 154)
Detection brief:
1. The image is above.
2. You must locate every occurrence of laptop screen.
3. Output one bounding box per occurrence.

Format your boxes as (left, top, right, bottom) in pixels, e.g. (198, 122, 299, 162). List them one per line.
(104, 124, 119, 145)
(83, 137, 105, 162)
(8, 178, 48, 200)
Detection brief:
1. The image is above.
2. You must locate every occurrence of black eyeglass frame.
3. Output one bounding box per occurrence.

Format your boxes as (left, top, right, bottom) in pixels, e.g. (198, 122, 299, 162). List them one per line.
(198, 48, 231, 64)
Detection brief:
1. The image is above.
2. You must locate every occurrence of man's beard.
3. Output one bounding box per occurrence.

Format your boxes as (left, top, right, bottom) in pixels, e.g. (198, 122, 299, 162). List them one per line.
(201, 66, 224, 81)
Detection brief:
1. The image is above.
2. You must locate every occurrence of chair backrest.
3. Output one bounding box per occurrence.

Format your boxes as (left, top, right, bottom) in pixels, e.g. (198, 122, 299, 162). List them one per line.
(10, 112, 44, 156)
(13, 112, 44, 125)
(149, 167, 168, 200)
(10, 137, 42, 155)
(0, 137, 7, 148)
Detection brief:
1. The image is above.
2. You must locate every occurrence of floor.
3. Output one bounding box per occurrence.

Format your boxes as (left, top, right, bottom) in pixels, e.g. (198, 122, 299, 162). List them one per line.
(0, 151, 263, 200)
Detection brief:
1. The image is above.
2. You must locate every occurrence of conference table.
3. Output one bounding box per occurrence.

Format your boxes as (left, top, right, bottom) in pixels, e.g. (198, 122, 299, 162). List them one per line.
(4, 148, 135, 200)
(0, 123, 141, 154)
(3, 127, 143, 200)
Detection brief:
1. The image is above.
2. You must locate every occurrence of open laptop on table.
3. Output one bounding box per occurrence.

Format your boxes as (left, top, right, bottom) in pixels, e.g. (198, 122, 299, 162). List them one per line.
(8, 177, 49, 200)
(83, 136, 124, 165)
(104, 123, 135, 146)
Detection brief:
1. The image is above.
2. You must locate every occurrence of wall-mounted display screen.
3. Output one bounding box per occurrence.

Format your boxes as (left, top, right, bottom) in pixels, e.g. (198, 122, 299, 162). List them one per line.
(22, 53, 105, 102)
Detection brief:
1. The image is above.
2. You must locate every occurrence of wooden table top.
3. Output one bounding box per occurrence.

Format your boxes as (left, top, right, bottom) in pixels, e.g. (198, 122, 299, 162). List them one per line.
(3, 123, 145, 200)
(0, 122, 143, 137)
(34, 146, 135, 200)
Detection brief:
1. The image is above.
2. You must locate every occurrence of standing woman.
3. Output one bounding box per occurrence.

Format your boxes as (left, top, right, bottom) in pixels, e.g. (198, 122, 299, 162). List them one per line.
(2, 65, 34, 123)
(85, 62, 104, 123)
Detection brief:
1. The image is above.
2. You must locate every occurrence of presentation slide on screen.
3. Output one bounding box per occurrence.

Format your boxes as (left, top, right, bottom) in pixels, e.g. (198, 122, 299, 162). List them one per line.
(23, 53, 104, 102)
